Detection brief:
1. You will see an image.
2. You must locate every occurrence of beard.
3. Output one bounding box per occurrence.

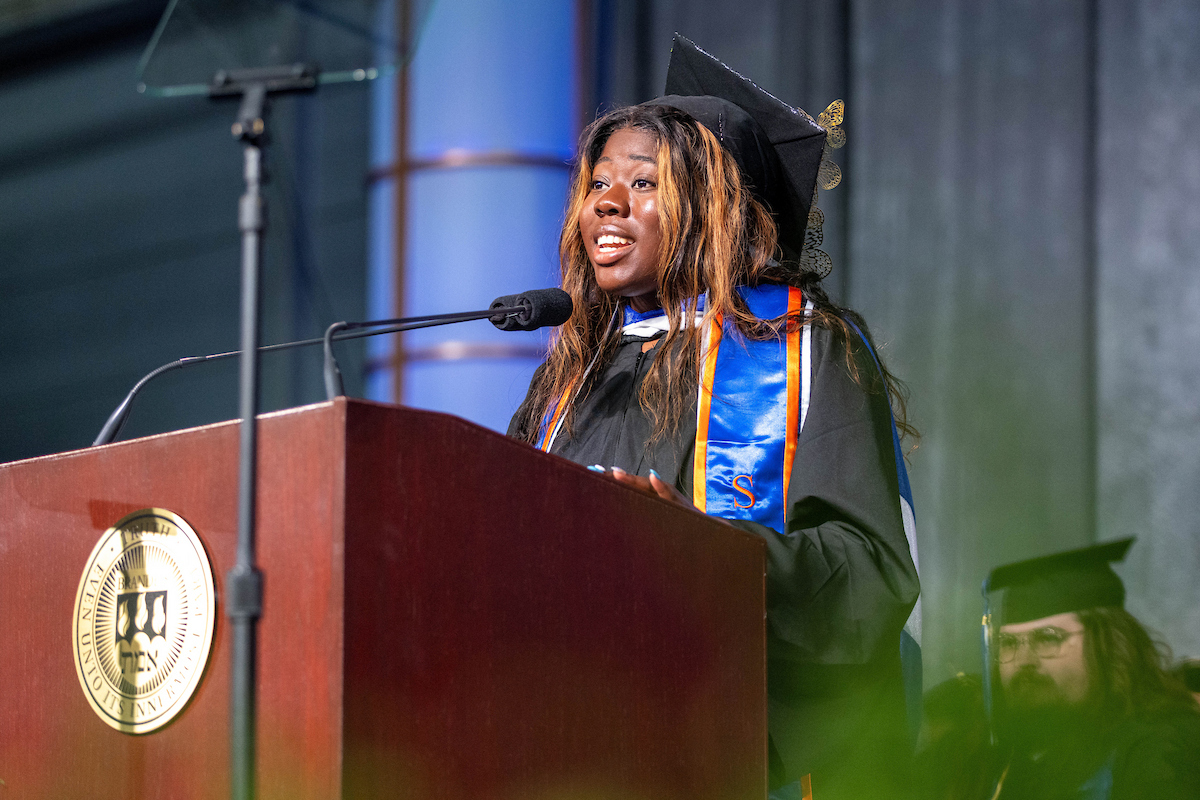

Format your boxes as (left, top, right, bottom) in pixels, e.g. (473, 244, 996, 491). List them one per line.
(1006, 669, 1071, 712)
(996, 671, 1117, 794)
(998, 670, 1102, 755)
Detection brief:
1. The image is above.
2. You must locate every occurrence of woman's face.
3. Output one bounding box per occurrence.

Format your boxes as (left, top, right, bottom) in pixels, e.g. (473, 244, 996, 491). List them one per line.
(579, 127, 664, 313)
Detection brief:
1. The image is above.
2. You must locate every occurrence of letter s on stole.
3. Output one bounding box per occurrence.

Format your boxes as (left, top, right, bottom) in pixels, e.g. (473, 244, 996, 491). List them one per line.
(733, 475, 755, 509)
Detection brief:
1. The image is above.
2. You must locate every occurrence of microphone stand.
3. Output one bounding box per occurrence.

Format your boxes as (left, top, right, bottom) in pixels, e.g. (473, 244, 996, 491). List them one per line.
(210, 63, 317, 800)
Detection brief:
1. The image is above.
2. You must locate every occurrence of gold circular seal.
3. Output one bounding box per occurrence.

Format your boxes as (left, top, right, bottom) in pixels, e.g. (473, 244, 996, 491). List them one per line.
(72, 508, 216, 734)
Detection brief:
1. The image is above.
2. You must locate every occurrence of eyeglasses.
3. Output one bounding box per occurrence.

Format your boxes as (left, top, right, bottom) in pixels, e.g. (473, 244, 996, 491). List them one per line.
(995, 627, 1082, 663)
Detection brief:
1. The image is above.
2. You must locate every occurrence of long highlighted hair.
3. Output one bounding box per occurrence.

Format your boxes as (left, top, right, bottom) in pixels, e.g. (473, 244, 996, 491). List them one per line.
(511, 104, 914, 446)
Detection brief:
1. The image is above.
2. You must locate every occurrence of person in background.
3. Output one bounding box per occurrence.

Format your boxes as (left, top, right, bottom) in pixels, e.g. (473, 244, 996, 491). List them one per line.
(509, 36, 921, 800)
(983, 540, 1200, 799)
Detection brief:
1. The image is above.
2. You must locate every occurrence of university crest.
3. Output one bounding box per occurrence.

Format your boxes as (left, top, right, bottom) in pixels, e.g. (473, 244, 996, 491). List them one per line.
(72, 508, 215, 734)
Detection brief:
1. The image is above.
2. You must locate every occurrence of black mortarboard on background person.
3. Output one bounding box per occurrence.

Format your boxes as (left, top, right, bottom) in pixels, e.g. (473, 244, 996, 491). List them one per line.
(988, 538, 1133, 624)
(647, 35, 832, 271)
(978, 538, 1134, 737)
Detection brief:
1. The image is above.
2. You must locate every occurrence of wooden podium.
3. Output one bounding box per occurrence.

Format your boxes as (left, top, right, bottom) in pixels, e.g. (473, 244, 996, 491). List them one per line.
(0, 399, 766, 798)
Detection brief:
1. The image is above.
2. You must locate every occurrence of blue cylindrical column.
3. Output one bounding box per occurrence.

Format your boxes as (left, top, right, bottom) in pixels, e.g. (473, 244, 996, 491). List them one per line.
(368, 0, 577, 432)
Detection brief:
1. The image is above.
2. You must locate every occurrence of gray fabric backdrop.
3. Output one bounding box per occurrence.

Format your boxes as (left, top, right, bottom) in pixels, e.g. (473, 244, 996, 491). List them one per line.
(593, 0, 1200, 682)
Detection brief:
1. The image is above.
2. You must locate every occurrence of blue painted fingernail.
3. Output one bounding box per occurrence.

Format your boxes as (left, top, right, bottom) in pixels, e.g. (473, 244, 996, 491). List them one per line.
(650, 469, 662, 480)
(611, 466, 626, 475)
(587, 465, 605, 473)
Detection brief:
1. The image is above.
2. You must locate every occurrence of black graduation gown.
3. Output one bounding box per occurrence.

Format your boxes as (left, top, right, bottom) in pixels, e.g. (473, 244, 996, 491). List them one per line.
(508, 324, 921, 799)
(995, 708, 1200, 800)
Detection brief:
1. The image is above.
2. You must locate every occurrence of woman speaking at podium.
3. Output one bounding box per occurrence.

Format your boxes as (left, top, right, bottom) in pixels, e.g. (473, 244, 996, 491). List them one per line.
(508, 37, 920, 800)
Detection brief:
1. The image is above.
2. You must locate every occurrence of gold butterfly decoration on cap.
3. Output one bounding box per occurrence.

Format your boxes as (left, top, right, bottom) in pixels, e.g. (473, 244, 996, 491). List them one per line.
(816, 99, 845, 190)
(801, 100, 846, 279)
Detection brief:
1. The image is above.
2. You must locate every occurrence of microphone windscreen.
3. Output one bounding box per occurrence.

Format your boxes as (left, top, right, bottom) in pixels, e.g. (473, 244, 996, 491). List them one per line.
(491, 288, 573, 331)
(514, 288, 573, 331)
(489, 294, 523, 331)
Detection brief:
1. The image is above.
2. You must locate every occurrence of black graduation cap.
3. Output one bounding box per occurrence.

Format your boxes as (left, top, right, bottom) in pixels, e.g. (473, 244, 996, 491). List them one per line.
(650, 35, 828, 267)
(986, 538, 1134, 624)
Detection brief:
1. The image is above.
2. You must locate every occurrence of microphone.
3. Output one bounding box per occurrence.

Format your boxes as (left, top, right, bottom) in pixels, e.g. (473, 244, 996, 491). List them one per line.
(489, 288, 573, 331)
(94, 290, 570, 446)
(323, 288, 572, 399)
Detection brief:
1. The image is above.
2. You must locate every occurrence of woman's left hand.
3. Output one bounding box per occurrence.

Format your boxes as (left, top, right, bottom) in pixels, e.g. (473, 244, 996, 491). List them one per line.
(589, 466, 696, 510)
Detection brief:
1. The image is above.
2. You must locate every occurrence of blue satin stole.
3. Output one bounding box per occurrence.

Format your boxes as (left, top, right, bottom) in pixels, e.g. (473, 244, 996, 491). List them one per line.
(693, 283, 807, 532)
(537, 285, 808, 536)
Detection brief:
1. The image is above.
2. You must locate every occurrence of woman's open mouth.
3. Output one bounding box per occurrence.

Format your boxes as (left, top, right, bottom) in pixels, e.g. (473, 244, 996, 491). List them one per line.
(597, 234, 634, 255)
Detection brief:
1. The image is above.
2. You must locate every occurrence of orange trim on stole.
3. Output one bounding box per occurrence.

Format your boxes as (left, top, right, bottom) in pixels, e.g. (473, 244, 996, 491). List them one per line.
(782, 287, 804, 503)
(801, 773, 813, 800)
(538, 380, 576, 452)
(693, 312, 724, 511)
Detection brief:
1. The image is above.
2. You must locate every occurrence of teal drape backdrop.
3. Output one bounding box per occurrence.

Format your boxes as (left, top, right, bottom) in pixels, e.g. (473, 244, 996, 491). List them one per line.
(0, 2, 371, 457)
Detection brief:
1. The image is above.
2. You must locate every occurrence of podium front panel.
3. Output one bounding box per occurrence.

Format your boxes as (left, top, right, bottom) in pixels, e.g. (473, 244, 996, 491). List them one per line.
(339, 401, 767, 799)
(0, 399, 766, 799)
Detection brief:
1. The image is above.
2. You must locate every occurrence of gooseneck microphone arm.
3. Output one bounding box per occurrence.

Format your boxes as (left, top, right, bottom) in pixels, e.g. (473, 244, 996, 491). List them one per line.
(92, 304, 530, 447)
(321, 287, 574, 400)
(320, 305, 532, 401)
(93, 356, 209, 447)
